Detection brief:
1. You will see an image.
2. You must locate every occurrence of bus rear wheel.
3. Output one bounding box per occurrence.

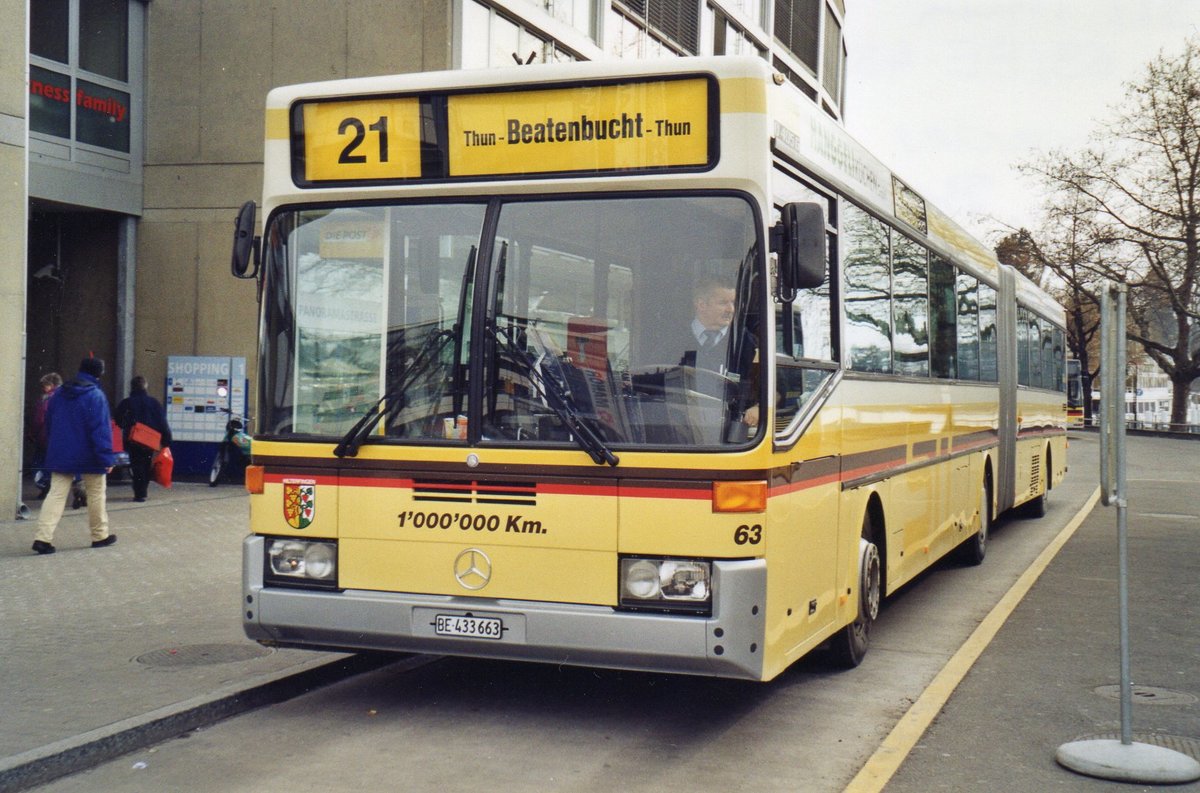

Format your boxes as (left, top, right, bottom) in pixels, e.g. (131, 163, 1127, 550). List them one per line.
(830, 525, 881, 668)
(957, 474, 991, 566)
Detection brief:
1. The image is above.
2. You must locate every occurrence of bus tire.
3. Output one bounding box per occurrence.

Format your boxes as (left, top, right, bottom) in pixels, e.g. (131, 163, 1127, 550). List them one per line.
(957, 472, 991, 566)
(830, 523, 881, 668)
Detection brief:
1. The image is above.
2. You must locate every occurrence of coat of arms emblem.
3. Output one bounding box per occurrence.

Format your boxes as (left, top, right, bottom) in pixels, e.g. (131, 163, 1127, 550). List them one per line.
(283, 479, 316, 529)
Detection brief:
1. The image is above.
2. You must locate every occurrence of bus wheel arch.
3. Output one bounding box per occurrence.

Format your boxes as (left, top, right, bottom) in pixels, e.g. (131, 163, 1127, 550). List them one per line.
(957, 463, 992, 566)
(829, 499, 883, 668)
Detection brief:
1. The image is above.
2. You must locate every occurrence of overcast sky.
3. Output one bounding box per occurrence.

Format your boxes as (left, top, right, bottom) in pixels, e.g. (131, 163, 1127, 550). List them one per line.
(841, 1, 1200, 242)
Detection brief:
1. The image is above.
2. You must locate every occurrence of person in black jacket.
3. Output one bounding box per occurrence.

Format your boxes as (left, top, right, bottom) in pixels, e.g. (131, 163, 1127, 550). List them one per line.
(666, 275, 760, 442)
(115, 375, 172, 503)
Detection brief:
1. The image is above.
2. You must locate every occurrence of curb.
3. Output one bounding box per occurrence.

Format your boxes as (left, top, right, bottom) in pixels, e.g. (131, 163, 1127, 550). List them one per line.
(0, 653, 428, 793)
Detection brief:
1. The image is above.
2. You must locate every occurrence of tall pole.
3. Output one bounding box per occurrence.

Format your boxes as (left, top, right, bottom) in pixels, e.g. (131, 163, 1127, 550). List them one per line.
(1112, 288, 1132, 744)
(1056, 283, 1200, 783)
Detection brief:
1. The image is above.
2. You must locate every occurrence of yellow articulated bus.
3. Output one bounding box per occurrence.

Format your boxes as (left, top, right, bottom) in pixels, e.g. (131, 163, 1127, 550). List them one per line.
(231, 56, 1067, 681)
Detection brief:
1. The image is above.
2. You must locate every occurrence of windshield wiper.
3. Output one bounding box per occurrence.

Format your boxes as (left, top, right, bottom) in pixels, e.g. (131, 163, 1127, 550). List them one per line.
(333, 327, 456, 458)
(487, 321, 619, 467)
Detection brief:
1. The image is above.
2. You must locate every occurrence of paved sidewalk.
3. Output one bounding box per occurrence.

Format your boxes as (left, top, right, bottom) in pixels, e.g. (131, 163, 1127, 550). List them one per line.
(0, 478, 373, 792)
(883, 432, 1200, 791)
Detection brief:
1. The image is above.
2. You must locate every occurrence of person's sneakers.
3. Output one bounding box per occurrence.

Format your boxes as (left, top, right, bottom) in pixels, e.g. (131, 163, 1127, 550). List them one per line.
(134, 497, 147, 503)
(91, 534, 117, 548)
(31, 540, 56, 555)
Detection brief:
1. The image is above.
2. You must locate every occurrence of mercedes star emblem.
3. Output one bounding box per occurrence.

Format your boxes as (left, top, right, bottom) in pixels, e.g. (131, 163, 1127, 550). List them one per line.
(453, 548, 492, 590)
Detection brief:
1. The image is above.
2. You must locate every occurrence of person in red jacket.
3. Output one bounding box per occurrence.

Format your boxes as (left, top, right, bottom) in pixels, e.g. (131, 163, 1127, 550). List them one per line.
(32, 357, 118, 555)
(29, 372, 62, 499)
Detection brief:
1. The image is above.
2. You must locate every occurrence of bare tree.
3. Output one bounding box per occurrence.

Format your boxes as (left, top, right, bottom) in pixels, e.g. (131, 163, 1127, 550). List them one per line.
(1020, 38, 1200, 425)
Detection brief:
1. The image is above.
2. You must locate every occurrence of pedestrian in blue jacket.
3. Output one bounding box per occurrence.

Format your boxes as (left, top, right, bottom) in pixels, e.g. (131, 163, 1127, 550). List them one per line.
(32, 357, 118, 554)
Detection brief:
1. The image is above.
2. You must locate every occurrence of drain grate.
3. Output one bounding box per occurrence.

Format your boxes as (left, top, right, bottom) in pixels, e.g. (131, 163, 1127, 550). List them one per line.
(1068, 733, 1200, 762)
(136, 643, 272, 668)
(1093, 684, 1198, 706)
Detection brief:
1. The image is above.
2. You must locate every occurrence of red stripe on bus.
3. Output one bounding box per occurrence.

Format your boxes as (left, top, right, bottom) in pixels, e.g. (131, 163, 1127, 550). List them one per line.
(338, 475, 417, 488)
(769, 471, 841, 496)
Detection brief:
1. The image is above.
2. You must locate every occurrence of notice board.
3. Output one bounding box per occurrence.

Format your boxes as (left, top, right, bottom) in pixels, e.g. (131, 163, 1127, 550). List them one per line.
(166, 356, 247, 442)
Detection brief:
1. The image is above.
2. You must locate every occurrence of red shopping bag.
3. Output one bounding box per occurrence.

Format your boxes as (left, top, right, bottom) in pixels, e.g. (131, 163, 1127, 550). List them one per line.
(152, 447, 174, 488)
(130, 422, 163, 451)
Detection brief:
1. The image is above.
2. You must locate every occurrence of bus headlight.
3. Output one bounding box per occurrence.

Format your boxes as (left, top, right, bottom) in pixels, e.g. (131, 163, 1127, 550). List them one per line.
(619, 557, 711, 614)
(265, 538, 339, 589)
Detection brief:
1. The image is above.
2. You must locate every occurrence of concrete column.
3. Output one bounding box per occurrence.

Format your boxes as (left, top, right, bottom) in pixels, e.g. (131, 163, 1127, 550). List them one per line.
(116, 216, 137, 395)
(0, 0, 28, 520)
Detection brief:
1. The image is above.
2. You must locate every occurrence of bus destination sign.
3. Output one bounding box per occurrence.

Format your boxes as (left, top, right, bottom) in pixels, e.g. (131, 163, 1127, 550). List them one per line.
(291, 77, 713, 185)
(447, 77, 711, 177)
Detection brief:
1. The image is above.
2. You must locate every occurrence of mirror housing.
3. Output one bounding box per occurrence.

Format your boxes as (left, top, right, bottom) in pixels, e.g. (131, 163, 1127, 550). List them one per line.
(231, 200, 261, 279)
(772, 202, 826, 297)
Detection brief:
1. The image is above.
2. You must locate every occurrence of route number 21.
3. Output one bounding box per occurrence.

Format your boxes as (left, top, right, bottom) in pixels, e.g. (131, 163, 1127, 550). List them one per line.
(338, 116, 389, 164)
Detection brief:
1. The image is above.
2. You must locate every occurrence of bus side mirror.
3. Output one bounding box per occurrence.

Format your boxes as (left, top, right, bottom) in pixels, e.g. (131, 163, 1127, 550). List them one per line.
(772, 202, 826, 294)
(231, 200, 261, 279)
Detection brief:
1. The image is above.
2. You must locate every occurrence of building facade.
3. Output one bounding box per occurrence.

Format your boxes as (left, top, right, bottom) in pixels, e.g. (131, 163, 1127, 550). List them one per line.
(6, 0, 849, 518)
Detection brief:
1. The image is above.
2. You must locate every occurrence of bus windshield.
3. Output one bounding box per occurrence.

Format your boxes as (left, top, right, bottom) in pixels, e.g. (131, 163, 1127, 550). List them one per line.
(258, 194, 767, 452)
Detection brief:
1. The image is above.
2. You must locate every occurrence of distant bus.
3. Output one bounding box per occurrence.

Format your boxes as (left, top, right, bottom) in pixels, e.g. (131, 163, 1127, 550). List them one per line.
(231, 56, 1067, 681)
(1067, 358, 1084, 427)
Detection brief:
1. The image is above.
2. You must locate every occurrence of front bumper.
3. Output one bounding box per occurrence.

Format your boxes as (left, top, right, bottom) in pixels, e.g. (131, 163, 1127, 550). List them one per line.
(243, 536, 767, 680)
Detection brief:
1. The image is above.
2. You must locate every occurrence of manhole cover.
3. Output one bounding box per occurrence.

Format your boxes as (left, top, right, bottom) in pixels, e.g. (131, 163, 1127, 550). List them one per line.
(1070, 733, 1200, 762)
(1093, 685, 1198, 706)
(136, 643, 272, 668)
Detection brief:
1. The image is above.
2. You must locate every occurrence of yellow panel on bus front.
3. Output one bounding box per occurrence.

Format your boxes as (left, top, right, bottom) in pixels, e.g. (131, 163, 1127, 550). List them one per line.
(339, 540, 616, 605)
(618, 480, 749, 557)
(336, 474, 618, 551)
(447, 77, 710, 177)
(300, 97, 422, 182)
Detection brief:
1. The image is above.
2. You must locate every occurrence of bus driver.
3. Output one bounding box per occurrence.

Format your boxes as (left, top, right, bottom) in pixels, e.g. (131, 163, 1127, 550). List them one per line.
(673, 275, 760, 439)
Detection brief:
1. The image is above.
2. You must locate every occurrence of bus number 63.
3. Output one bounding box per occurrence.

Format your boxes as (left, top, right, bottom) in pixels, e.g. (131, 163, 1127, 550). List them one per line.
(734, 524, 762, 545)
(338, 116, 389, 164)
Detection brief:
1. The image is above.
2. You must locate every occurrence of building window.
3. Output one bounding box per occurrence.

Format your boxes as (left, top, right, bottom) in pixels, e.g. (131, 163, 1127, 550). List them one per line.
(771, 0, 844, 117)
(724, 0, 764, 27)
(774, 0, 820, 74)
(75, 79, 131, 151)
(544, 0, 596, 40)
(463, 0, 578, 68)
(820, 3, 841, 99)
(79, 0, 129, 81)
(29, 66, 72, 139)
(711, 5, 766, 58)
(28, 0, 133, 155)
(31, 0, 70, 63)
(614, 0, 700, 55)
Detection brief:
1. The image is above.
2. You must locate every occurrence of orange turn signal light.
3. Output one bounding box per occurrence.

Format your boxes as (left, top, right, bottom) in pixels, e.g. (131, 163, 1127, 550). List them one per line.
(244, 464, 265, 494)
(713, 480, 767, 513)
